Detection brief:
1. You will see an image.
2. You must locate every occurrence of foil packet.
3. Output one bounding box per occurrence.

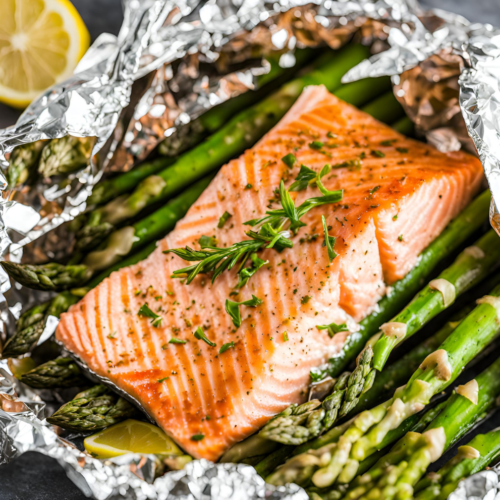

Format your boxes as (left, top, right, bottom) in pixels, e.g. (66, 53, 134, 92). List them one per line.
(2, 0, 500, 499)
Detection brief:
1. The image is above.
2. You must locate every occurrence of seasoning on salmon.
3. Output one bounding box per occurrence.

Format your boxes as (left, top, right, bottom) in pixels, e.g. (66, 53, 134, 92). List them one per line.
(56, 85, 483, 461)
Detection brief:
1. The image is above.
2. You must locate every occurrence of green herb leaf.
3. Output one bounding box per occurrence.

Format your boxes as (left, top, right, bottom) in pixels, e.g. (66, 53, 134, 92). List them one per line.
(138, 303, 160, 320)
(191, 434, 205, 441)
(283, 331, 289, 341)
(217, 211, 233, 229)
(301, 295, 312, 305)
(219, 342, 235, 354)
(396, 147, 409, 153)
(398, 234, 404, 242)
(245, 183, 253, 190)
(282, 153, 296, 168)
(199, 235, 217, 248)
(193, 326, 216, 347)
(169, 338, 187, 345)
(370, 185, 381, 195)
(309, 141, 324, 150)
(371, 150, 385, 158)
(237, 253, 268, 288)
(158, 377, 169, 383)
(289, 164, 317, 191)
(317, 322, 349, 338)
(380, 139, 397, 146)
(225, 295, 263, 327)
(321, 215, 337, 262)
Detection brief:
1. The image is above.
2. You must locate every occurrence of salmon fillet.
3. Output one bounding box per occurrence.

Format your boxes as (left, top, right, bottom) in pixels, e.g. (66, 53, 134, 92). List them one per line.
(56, 85, 483, 460)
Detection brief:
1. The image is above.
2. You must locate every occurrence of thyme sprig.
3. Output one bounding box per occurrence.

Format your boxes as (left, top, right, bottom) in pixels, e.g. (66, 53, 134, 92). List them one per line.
(165, 174, 342, 286)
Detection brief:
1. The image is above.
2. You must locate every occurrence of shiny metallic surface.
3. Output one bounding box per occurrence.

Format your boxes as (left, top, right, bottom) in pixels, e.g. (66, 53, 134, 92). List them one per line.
(1, 0, 500, 498)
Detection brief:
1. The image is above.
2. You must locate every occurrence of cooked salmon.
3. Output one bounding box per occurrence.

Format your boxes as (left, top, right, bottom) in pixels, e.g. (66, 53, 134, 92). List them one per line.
(56, 85, 483, 460)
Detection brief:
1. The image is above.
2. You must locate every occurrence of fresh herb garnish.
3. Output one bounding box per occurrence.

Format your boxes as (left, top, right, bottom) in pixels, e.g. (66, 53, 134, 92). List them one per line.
(371, 150, 386, 158)
(283, 331, 289, 341)
(321, 215, 337, 262)
(138, 303, 163, 327)
(309, 141, 324, 150)
(219, 341, 235, 354)
(237, 253, 268, 288)
(158, 377, 169, 383)
(245, 183, 253, 190)
(331, 159, 362, 171)
(217, 211, 232, 229)
(398, 234, 404, 242)
(282, 153, 296, 168)
(199, 235, 217, 248)
(193, 326, 216, 347)
(169, 338, 187, 345)
(289, 165, 317, 192)
(396, 147, 409, 153)
(370, 185, 381, 195)
(301, 295, 312, 305)
(317, 322, 349, 338)
(225, 295, 263, 328)
(380, 139, 397, 146)
(165, 180, 343, 286)
(191, 434, 205, 441)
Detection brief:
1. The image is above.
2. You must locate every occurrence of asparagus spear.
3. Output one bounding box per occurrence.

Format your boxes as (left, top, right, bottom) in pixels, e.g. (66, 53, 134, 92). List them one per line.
(1, 291, 83, 358)
(340, 354, 500, 500)
(258, 315, 464, 480)
(46, 384, 137, 432)
(258, 229, 500, 446)
(38, 136, 96, 178)
(76, 44, 391, 247)
(1, 175, 211, 292)
(414, 430, 500, 500)
(19, 357, 86, 389)
(320, 189, 491, 381)
(7, 140, 46, 187)
(307, 283, 500, 489)
(158, 48, 314, 157)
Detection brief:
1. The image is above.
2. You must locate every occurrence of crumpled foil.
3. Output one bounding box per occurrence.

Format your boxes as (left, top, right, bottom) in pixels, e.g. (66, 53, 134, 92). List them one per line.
(2, 0, 500, 499)
(448, 468, 500, 500)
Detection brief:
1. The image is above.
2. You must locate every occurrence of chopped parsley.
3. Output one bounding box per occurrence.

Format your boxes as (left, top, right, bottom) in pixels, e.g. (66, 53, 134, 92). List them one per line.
(380, 139, 397, 146)
(107, 331, 117, 339)
(393, 214, 398, 221)
(322, 215, 337, 262)
(191, 434, 205, 441)
(245, 183, 253, 190)
(225, 295, 263, 328)
(317, 322, 349, 338)
(138, 303, 163, 327)
(158, 377, 169, 383)
(371, 150, 385, 158)
(327, 131, 337, 139)
(169, 338, 187, 345)
(193, 327, 216, 347)
(301, 295, 312, 305)
(282, 153, 296, 168)
(370, 185, 381, 195)
(237, 253, 268, 288)
(199, 234, 217, 248)
(396, 147, 409, 154)
(217, 211, 233, 229)
(309, 141, 324, 150)
(219, 342, 235, 354)
(283, 331, 289, 341)
(398, 234, 404, 241)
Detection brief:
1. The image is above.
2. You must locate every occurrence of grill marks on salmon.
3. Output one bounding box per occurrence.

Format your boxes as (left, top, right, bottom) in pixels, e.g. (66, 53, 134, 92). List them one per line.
(56, 85, 483, 460)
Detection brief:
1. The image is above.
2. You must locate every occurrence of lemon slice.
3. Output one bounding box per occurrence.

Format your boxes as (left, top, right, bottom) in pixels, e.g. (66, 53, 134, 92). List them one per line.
(84, 419, 183, 459)
(0, 0, 90, 108)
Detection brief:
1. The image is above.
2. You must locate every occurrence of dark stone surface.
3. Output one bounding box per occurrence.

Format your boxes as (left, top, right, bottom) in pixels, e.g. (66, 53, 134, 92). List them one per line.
(1, 1, 500, 499)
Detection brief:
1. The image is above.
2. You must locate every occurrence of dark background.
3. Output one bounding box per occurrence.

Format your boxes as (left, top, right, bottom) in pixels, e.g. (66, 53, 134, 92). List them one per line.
(1, 0, 499, 498)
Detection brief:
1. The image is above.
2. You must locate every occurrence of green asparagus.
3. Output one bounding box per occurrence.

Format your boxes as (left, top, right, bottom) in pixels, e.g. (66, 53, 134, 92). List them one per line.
(157, 48, 314, 157)
(19, 357, 86, 388)
(257, 315, 464, 479)
(414, 429, 500, 500)
(319, 189, 491, 381)
(7, 140, 46, 187)
(1, 291, 82, 359)
(307, 282, 500, 489)
(339, 354, 500, 500)
(257, 229, 500, 447)
(76, 44, 392, 247)
(46, 384, 137, 432)
(38, 136, 96, 178)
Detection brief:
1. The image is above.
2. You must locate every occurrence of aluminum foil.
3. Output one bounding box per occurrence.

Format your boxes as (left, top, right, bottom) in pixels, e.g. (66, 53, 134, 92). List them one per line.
(2, 0, 500, 499)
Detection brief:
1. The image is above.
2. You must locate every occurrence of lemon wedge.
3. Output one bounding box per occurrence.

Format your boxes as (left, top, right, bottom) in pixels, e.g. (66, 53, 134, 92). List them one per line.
(84, 419, 183, 459)
(0, 0, 90, 108)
